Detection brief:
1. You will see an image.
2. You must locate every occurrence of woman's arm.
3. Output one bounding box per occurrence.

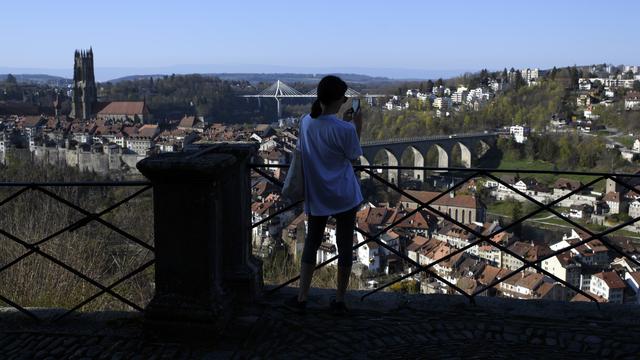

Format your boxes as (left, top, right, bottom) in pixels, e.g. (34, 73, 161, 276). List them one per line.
(353, 111, 362, 140)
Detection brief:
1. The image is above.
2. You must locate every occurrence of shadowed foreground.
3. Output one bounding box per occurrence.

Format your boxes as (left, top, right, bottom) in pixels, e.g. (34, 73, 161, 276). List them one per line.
(2, 287, 640, 359)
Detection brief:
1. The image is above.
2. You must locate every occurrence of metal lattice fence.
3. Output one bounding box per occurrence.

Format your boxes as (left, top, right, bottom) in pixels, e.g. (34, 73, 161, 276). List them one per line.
(0, 181, 154, 321)
(251, 163, 640, 305)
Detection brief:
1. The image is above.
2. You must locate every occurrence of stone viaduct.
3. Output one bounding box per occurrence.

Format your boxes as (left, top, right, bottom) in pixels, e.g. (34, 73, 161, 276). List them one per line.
(359, 132, 499, 183)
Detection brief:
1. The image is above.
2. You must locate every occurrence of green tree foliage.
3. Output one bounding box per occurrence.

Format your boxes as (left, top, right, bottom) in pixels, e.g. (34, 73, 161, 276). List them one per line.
(389, 280, 419, 294)
(511, 200, 522, 237)
(592, 102, 640, 132)
(99, 74, 279, 123)
(0, 151, 154, 310)
(362, 78, 572, 142)
(6, 73, 17, 85)
(494, 133, 624, 172)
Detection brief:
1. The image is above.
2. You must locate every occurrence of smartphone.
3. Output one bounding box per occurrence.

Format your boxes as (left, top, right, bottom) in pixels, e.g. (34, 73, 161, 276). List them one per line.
(351, 98, 361, 113)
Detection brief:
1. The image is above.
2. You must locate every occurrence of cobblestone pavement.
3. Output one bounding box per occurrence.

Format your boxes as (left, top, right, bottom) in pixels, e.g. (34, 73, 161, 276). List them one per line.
(2, 288, 640, 359)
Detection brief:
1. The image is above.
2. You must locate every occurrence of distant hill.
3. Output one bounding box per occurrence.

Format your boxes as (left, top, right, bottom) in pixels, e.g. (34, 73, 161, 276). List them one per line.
(105, 73, 391, 84)
(0, 74, 71, 86)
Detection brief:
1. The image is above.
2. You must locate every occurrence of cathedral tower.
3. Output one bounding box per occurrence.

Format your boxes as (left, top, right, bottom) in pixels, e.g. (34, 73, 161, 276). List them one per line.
(70, 48, 97, 119)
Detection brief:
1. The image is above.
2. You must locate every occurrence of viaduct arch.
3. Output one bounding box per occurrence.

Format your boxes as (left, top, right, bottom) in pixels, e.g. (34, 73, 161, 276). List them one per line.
(359, 132, 498, 183)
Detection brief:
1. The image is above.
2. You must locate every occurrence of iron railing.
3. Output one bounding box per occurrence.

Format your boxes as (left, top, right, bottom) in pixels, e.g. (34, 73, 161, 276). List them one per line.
(251, 163, 640, 306)
(0, 181, 154, 321)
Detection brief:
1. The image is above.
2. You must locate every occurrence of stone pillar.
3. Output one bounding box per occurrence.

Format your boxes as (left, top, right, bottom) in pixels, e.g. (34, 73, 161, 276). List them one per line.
(385, 149, 399, 185)
(136, 142, 262, 335)
(411, 147, 425, 182)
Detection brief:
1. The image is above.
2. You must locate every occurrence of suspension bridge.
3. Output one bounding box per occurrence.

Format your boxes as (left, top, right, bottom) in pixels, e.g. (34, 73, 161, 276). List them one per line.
(241, 80, 385, 117)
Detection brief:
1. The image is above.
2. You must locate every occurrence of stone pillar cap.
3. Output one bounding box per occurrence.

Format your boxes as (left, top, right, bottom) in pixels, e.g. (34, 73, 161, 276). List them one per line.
(137, 152, 237, 183)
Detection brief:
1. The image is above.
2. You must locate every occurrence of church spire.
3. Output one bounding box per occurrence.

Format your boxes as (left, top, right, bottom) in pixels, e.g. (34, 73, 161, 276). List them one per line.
(70, 48, 97, 120)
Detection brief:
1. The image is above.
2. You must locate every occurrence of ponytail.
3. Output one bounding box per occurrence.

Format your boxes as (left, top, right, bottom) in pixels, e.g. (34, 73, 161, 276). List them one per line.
(310, 99, 322, 118)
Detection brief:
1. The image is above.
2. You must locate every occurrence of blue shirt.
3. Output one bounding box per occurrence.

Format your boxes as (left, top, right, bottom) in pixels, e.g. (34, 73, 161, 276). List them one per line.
(297, 113, 363, 216)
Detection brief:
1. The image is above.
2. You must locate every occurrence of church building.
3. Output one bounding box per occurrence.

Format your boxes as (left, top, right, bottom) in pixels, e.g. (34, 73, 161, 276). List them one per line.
(70, 48, 151, 123)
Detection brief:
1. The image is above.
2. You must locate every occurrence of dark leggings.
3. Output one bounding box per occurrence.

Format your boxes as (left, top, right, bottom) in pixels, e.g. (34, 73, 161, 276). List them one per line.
(301, 206, 358, 267)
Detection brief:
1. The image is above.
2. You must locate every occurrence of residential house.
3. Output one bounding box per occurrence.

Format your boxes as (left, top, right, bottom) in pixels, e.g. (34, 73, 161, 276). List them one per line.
(550, 230, 611, 266)
(407, 235, 431, 264)
(282, 212, 306, 259)
(502, 241, 552, 273)
(476, 265, 511, 296)
(177, 115, 205, 132)
(433, 222, 482, 256)
(603, 191, 627, 215)
(126, 125, 157, 156)
(628, 200, 640, 219)
(541, 253, 582, 298)
(568, 204, 594, 219)
(509, 125, 529, 143)
(400, 190, 485, 224)
(625, 92, 640, 110)
(590, 271, 626, 303)
(624, 271, 640, 304)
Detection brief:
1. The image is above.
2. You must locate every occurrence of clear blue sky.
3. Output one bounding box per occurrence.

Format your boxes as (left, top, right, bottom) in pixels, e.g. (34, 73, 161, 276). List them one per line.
(2, 0, 639, 79)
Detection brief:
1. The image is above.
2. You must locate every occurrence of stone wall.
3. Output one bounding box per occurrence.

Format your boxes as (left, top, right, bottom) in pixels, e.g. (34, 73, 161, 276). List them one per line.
(30, 145, 144, 175)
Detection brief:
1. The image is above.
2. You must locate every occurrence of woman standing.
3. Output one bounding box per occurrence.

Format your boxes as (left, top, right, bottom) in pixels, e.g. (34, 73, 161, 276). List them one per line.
(286, 75, 363, 314)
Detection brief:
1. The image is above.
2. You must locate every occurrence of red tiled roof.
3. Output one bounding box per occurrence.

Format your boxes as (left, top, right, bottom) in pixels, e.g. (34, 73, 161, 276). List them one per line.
(22, 115, 43, 127)
(407, 235, 430, 252)
(603, 192, 621, 203)
(594, 271, 626, 289)
(515, 273, 544, 290)
(138, 124, 158, 138)
(553, 178, 583, 191)
(571, 291, 607, 303)
(97, 101, 147, 115)
(401, 190, 478, 209)
(477, 265, 506, 286)
(178, 115, 203, 129)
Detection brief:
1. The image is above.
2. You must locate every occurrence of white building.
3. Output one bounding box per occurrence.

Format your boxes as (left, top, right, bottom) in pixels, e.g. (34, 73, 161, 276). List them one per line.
(521, 68, 539, 85)
(578, 77, 636, 89)
(629, 200, 640, 219)
(541, 254, 582, 294)
(355, 231, 382, 272)
(433, 97, 450, 110)
(590, 271, 626, 303)
(603, 87, 615, 99)
(624, 271, 640, 304)
(625, 93, 640, 110)
(578, 80, 592, 91)
(509, 125, 528, 143)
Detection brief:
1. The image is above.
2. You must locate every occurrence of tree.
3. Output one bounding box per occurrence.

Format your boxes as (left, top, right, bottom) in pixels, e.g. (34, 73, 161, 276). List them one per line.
(633, 81, 640, 92)
(6, 73, 17, 85)
(425, 80, 434, 93)
(514, 70, 526, 90)
(624, 70, 635, 80)
(511, 200, 523, 238)
(435, 78, 444, 87)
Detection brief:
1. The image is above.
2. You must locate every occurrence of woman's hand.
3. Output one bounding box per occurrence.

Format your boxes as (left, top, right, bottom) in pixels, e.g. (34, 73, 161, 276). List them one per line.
(342, 108, 362, 139)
